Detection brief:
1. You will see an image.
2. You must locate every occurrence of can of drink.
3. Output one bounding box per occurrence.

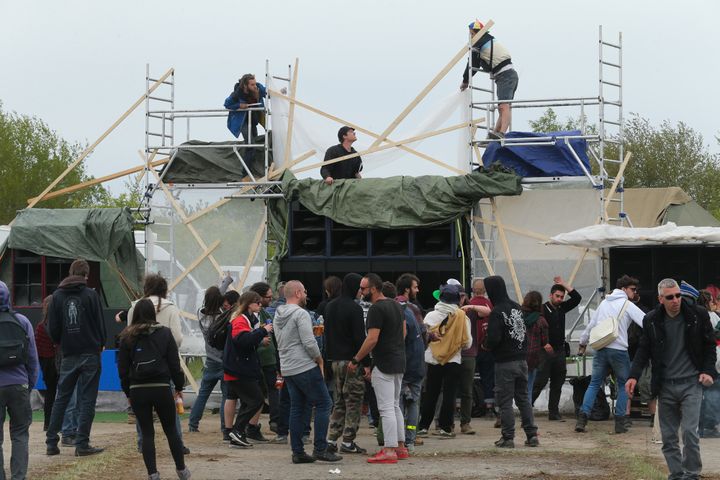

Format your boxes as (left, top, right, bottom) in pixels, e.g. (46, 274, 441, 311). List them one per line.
(275, 375, 284, 390)
(175, 396, 184, 415)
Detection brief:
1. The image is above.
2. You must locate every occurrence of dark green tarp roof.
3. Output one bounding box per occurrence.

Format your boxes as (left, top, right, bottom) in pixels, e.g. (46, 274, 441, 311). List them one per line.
(8, 208, 143, 295)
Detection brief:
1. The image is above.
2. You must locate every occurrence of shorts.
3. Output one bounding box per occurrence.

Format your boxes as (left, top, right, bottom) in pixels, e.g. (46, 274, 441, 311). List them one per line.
(225, 378, 260, 400)
(495, 69, 518, 102)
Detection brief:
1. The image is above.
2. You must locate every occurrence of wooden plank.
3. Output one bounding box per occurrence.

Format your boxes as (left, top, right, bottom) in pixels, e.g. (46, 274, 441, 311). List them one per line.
(178, 310, 198, 321)
(368, 20, 493, 150)
(467, 214, 494, 276)
(26, 158, 169, 204)
(179, 355, 199, 393)
(603, 151, 632, 221)
(473, 216, 551, 242)
(283, 58, 300, 166)
(268, 89, 466, 175)
(292, 118, 484, 175)
(567, 247, 589, 287)
(236, 220, 267, 290)
(491, 198, 523, 301)
(168, 239, 221, 292)
(24, 68, 174, 212)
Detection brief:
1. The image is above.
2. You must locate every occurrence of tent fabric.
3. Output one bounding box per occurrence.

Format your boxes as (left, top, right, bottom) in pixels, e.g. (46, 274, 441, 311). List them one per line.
(613, 187, 691, 228)
(547, 222, 720, 248)
(159, 139, 269, 184)
(279, 168, 523, 229)
(8, 208, 143, 293)
(482, 130, 590, 177)
(661, 201, 720, 227)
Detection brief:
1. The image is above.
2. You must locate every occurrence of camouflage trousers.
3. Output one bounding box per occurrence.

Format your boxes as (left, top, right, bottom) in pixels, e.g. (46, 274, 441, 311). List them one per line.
(328, 360, 366, 442)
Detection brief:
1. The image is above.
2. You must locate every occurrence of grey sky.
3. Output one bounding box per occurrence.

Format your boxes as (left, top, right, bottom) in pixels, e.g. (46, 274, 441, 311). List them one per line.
(1, 0, 718, 194)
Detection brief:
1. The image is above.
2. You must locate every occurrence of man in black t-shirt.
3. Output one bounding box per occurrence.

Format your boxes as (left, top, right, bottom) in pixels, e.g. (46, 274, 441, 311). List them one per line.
(348, 273, 407, 464)
(320, 126, 363, 185)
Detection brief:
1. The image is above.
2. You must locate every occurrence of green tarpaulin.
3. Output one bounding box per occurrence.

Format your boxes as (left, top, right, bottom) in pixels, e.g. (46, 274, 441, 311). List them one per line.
(267, 168, 523, 287)
(160, 139, 270, 184)
(8, 208, 143, 295)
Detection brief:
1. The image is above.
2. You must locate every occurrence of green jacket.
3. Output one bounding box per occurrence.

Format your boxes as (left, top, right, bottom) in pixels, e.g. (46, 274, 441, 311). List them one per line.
(256, 308, 278, 368)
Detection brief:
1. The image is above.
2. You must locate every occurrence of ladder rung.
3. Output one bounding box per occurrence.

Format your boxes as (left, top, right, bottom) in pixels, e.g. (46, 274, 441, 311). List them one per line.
(604, 139, 622, 144)
(146, 132, 169, 138)
(602, 119, 622, 126)
(601, 60, 621, 68)
(601, 41, 621, 49)
(148, 96, 173, 103)
(605, 198, 622, 203)
(470, 86, 493, 93)
(603, 159, 622, 164)
(603, 100, 622, 107)
(601, 80, 621, 88)
(148, 77, 174, 85)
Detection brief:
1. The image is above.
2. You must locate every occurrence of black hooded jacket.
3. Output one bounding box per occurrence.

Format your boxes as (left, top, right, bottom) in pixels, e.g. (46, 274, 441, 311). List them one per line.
(324, 273, 370, 366)
(483, 276, 527, 363)
(48, 275, 106, 356)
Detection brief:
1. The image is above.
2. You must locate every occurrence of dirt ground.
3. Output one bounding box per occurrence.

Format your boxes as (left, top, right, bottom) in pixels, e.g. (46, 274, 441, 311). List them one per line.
(10, 412, 720, 480)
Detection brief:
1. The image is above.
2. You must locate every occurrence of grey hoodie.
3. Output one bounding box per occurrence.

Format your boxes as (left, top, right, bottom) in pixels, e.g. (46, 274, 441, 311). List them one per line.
(273, 303, 321, 377)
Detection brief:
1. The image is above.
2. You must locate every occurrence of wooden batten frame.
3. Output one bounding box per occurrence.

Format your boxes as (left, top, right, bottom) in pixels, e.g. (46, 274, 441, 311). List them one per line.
(292, 119, 484, 175)
(178, 356, 199, 393)
(490, 198, 522, 301)
(24, 68, 175, 214)
(268, 89, 465, 175)
(603, 151, 632, 221)
(368, 20, 493, 150)
(283, 59, 300, 166)
(168, 239, 221, 292)
(467, 214, 494, 276)
(236, 219, 267, 290)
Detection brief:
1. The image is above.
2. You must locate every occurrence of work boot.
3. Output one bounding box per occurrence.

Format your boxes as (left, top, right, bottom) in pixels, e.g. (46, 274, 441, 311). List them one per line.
(245, 424, 269, 443)
(525, 436, 540, 447)
(460, 423, 475, 435)
(548, 412, 564, 421)
(292, 452, 316, 464)
(615, 416, 628, 434)
(575, 412, 588, 433)
(75, 445, 105, 457)
(313, 449, 342, 462)
(494, 437, 514, 448)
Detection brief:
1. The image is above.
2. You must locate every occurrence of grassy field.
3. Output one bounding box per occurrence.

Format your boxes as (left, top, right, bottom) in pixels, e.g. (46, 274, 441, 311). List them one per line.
(32, 411, 129, 424)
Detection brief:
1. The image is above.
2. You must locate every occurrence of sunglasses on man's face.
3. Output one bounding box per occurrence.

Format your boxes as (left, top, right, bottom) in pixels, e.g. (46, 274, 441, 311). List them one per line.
(663, 293, 682, 300)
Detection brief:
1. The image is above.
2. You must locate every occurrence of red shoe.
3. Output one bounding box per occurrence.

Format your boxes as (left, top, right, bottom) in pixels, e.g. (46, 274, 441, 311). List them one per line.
(396, 446, 409, 460)
(367, 449, 398, 464)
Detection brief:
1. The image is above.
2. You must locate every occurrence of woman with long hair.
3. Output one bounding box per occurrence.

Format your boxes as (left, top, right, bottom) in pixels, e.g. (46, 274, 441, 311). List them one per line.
(521, 291, 551, 401)
(118, 299, 190, 480)
(222, 291, 272, 447)
(35, 295, 57, 431)
(188, 285, 228, 434)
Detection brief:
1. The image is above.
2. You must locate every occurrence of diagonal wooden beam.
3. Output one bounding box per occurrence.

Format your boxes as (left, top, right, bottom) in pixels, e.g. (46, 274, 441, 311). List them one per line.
(283, 59, 300, 166)
(26, 158, 169, 204)
(491, 198, 522, 301)
(168, 239, 221, 292)
(467, 214, 495, 276)
(24, 68, 175, 213)
(236, 220, 267, 290)
(292, 119, 484, 175)
(268, 89, 465, 175)
(368, 20, 493, 150)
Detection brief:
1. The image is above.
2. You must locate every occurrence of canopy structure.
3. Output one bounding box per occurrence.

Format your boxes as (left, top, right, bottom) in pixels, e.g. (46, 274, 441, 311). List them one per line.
(548, 222, 720, 248)
(7, 208, 143, 295)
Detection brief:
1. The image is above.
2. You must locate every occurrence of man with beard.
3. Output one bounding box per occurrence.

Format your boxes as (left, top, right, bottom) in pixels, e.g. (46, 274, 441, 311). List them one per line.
(321, 126, 363, 185)
(349, 273, 407, 464)
(224, 74, 267, 163)
(484, 276, 538, 448)
(273, 281, 341, 464)
(324, 273, 369, 454)
(532, 276, 582, 420)
(396, 274, 425, 341)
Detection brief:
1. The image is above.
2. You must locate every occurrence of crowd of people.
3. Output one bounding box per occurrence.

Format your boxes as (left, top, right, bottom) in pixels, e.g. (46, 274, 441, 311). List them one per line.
(1, 259, 719, 480)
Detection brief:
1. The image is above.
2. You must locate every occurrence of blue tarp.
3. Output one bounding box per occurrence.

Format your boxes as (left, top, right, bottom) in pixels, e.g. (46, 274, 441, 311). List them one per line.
(482, 130, 590, 177)
(36, 350, 121, 392)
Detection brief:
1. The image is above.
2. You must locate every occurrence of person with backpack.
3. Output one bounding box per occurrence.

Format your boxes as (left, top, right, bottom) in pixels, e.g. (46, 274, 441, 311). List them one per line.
(222, 291, 272, 448)
(46, 259, 106, 457)
(189, 283, 230, 434)
(127, 273, 188, 454)
(0, 280, 39, 480)
(118, 298, 190, 480)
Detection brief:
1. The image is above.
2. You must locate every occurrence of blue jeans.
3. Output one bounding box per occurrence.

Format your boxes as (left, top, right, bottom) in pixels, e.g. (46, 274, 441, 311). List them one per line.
(580, 348, 630, 418)
(400, 379, 422, 446)
(527, 369, 537, 401)
(285, 366, 331, 455)
(46, 353, 101, 449)
(276, 382, 311, 437)
(188, 358, 226, 431)
(61, 387, 79, 438)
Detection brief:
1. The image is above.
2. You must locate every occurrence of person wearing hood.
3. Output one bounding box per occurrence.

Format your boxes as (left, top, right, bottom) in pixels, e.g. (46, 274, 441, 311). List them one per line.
(324, 273, 369, 455)
(273, 280, 341, 464)
(127, 273, 188, 454)
(118, 298, 190, 480)
(0, 280, 39, 480)
(576, 275, 646, 434)
(46, 259, 106, 457)
(521, 291, 551, 401)
(483, 275, 538, 448)
(417, 284, 479, 439)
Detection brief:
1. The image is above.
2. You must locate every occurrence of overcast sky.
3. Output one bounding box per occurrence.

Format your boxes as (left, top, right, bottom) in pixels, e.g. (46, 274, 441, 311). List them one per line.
(1, 0, 718, 194)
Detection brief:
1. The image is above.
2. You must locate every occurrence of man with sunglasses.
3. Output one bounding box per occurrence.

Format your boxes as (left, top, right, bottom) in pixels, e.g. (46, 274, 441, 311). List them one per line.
(626, 279, 717, 480)
(575, 275, 646, 434)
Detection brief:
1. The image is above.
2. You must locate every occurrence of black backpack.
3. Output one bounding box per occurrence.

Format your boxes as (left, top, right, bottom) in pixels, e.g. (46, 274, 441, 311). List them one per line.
(0, 311, 29, 368)
(207, 309, 234, 350)
(130, 331, 168, 381)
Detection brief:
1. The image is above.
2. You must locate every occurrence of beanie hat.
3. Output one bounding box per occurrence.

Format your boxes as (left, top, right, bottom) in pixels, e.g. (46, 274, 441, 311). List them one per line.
(439, 284, 462, 305)
(680, 280, 699, 300)
(469, 20, 484, 30)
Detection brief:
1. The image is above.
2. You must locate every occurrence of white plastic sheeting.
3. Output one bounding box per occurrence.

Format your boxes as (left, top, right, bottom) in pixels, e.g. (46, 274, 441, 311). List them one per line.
(547, 222, 720, 248)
